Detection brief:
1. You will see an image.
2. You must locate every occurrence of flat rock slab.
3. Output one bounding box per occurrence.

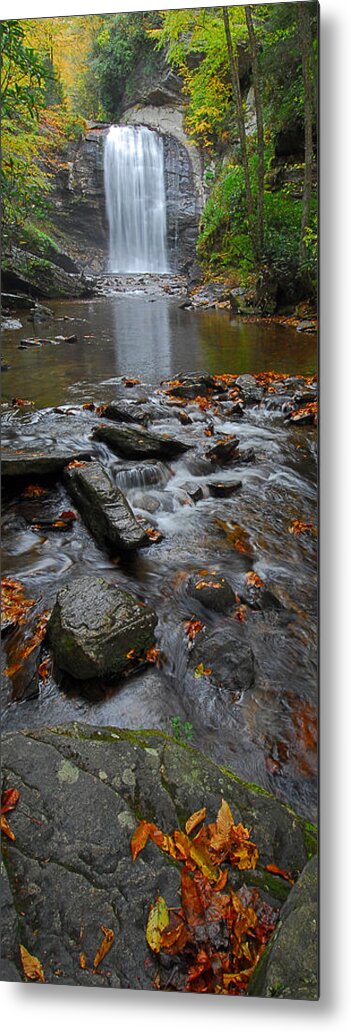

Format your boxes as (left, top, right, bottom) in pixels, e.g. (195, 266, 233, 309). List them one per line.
(2, 449, 92, 479)
(249, 856, 318, 1000)
(1, 724, 316, 989)
(65, 461, 148, 552)
(102, 400, 150, 426)
(93, 422, 191, 460)
(46, 575, 157, 680)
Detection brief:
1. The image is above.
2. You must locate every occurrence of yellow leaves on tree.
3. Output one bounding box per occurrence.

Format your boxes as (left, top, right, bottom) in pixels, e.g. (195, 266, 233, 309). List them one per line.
(131, 799, 277, 994)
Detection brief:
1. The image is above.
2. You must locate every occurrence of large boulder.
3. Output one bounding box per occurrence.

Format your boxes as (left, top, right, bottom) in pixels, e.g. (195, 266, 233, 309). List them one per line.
(46, 575, 157, 680)
(248, 856, 318, 1000)
(65, 461, 148, 552)
(0, 724, 316, 988)
(93, 422, 191, 460)
(2, 247, 94, 299)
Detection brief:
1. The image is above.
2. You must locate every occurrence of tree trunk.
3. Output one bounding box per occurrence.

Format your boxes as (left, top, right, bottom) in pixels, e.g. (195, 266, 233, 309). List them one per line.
(222, 6, 256, 259)
(245, 5, 265, 261)
(298, 3, 314, 268)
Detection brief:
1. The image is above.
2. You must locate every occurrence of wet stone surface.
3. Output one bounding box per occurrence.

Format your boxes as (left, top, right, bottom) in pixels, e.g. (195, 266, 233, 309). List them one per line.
(1, 724, 316, 989)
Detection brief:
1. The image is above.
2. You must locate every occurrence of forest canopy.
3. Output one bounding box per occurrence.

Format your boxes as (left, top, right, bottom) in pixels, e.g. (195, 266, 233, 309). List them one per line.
(0, 3, 318, 302)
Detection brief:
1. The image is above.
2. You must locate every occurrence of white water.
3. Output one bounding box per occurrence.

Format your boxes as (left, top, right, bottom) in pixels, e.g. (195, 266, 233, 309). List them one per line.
(104, 125, 168, 274)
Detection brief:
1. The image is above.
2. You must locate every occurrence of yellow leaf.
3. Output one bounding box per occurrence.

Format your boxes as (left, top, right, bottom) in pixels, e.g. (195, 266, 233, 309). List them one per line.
(93, 926, 114, 970)
(20, 944, 45, 982)
(146, 896, 169, 953)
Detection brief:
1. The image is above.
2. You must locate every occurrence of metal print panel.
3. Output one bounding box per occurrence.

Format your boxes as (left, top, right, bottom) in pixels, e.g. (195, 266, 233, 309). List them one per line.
(1, 1, 318, 999)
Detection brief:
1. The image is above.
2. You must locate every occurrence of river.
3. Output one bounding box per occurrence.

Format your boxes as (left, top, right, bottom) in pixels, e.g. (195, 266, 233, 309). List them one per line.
(1, 287, 317, 820)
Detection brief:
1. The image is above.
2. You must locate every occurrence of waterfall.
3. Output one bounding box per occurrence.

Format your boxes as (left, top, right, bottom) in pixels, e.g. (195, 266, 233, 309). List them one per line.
(104, 125, 168, 274)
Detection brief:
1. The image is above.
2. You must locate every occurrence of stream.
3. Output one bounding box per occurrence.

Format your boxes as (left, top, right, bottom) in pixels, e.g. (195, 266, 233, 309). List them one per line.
(1, 284, 318, 821)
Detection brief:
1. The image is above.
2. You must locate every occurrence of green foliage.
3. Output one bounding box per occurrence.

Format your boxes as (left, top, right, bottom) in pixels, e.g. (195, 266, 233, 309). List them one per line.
(198, 160, 317, 297)
(82, 12, 161, 120)
(169, 717, 194, 744)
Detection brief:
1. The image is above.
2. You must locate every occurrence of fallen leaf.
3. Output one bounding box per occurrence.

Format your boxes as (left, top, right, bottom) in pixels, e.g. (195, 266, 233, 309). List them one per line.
(79, 952, 87, 969)
(184, 618, 204, 644)
(1, 577, 36, 629)
(67, 459, 87, 469)
(38, 658, 51, 681)
(131, 820, 152, 861)
(20, 944, 45, 982)
(1, 788, 20, 815)
(146, 897, 169, 953)
(11, 398, 34, 407)
(145, 645, 162, 666)
(289, 520, 317, 537)
(21, 484, 48, 498)
(185, 807, 207, 836)
(93, 926, 115, 970)
(194, 663, 212, 679)
(145, 526, 163, 544)
(265, 863, 295, 886)
(82, 402, 95, 411)
(1, 814, 16, 840)
(245, 571, 265, 588)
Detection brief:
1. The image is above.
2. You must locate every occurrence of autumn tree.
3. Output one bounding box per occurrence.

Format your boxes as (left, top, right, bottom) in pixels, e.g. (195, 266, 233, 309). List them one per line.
(245, 5, 265, 261)
(297, 1, 315, 269)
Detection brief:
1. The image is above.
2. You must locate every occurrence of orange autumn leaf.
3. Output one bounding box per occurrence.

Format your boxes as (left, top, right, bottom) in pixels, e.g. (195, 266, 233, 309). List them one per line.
(1, 788, 20, 815)
(11, 398, 34, 407)
(289, 520, 317, 537)
(185, 807, 207, 836)
(265, 863, 295, 886)
(145, 526, 163, 543)
(79, 952, 87, 970)
(1, 577, 36, 628)
(1, 814, 16, 841)
(195, 580, 222, 590)
(21, 484, 47, 498)
(234, 604, 247, 622)
(67, 459, 87, 469)
(245, 571, 265, 589)
(93, 926, 115, 970)
(184, 618, 204, 644)
(145, 645, 162, 666)
(38, 658, 51, 681)
(19, 944, 45, 982)
(126, 648, 136, 661)
(131, 820, 152, 861)
(5, 610, 50, 677)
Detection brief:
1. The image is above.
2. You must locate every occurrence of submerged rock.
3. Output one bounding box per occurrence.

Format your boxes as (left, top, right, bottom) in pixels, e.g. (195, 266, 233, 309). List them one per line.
(208, 479, 242, 498)
(65, 461, 148, 552)
(187, 574, 236, 613)
(183, 627, 255, 729)
(46, 575, 157, 681)
(2, 449, 92, 480)
(92, 422, 191, 460)
(0, 723, 316, 988)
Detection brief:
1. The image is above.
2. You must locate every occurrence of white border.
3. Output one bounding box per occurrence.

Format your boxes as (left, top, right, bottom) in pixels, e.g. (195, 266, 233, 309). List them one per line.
(1, 0, 351, 1029)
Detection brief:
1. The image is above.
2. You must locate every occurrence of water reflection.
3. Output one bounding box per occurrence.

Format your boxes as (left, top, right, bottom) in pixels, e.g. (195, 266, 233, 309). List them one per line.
(1, 294, 317, 410)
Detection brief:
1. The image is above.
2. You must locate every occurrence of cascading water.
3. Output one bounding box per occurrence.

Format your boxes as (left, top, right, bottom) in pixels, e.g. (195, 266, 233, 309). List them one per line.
(104, 125, 168, 274)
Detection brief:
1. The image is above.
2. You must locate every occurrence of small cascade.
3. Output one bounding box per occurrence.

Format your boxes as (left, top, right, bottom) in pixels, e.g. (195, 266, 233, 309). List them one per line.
(114, 462, 171, 491)
(104, 125, 168, 274)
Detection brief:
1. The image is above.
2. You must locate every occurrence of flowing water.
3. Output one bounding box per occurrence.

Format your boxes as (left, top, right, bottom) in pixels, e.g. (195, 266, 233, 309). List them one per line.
(1, 290, 317, 819)
(104, 126, 168, 273)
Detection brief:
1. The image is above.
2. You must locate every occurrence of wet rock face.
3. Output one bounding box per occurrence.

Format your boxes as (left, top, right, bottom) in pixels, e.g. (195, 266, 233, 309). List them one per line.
(248, 856, 318, 1000)
(1, 448, 92, 479)
(187, 574, 236, 613)
(1, 724, 316, 988)
(92, 422, 191, 460)
(183, 628, 255, 729)
(65, 461, 148, 553)
(47, 576, 157, 681)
